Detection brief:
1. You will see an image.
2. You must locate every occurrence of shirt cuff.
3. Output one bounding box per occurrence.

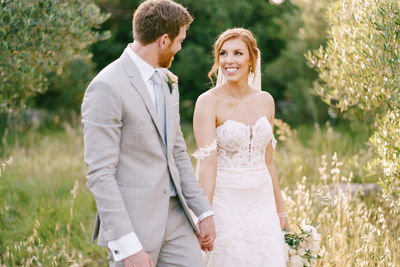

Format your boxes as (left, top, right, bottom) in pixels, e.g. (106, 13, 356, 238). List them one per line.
(198, 210, 214, 221)
(108, 232, 143, 262)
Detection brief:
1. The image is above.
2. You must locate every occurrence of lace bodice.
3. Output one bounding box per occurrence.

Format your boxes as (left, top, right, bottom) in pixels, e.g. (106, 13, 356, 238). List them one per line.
(216, 116, 276, 169)
(193, 116, 287, 267)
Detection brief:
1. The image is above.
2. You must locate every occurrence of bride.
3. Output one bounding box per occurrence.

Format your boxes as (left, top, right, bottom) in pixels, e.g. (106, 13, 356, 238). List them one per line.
(192, 28, 288, 266)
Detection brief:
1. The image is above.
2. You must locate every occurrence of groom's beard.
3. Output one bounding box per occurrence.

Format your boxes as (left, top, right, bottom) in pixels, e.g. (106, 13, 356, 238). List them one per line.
(158, 47, 175, 68)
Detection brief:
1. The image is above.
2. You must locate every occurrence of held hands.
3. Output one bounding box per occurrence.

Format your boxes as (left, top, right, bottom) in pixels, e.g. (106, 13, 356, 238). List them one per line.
(123, 250, 154, 267)
(197, 215, 216, 252)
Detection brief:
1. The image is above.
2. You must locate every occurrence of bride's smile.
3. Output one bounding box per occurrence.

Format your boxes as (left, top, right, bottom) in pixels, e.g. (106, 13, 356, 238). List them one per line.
(225, 67, 239, 74)
(219, 38, 251, 83)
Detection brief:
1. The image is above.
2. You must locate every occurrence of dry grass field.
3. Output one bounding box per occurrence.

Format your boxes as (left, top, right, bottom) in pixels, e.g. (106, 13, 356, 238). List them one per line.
(0, 121, 398, 266)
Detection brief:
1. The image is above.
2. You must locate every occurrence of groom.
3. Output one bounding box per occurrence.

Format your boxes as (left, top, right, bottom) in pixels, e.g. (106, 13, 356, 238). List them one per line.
(81, 0, 216, 266)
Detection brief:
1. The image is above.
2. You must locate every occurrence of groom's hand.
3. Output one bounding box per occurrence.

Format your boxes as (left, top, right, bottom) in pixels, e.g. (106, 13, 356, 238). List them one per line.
(123, 250, 154, 267)
(197, 215, 216, 252)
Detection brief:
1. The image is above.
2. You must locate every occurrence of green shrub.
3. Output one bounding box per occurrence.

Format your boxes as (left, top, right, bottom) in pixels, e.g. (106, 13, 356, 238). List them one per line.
(32, 58, 94, 114)
(307, 0, 400, 204)
(265, 0, 331, 125)
(0, 0, 110, 113)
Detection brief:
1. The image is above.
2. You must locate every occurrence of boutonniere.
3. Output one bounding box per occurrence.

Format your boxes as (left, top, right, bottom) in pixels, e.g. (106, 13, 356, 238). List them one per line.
(164, 69, 178, 94)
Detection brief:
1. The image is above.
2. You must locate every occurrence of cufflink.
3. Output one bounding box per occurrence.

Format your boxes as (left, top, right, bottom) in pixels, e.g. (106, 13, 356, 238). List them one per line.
(114, 249, 119, 255)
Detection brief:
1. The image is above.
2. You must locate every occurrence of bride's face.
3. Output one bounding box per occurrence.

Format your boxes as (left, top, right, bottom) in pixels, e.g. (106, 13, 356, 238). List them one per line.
(218, 38, 251, 83)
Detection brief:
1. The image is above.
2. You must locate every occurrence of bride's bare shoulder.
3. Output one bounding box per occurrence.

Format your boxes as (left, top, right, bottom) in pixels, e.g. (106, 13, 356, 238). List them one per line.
(257, 90, 275, 105)
(195, 87, 219, 108)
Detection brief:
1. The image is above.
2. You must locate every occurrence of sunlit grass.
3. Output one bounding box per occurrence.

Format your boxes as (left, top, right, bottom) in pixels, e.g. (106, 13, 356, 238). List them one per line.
(0, 124, 107, 266)
(275, 120, 375, 186)
(283, 153, 400, 266)
(275, 120, 399, 267)
(0, 121, 398, 266)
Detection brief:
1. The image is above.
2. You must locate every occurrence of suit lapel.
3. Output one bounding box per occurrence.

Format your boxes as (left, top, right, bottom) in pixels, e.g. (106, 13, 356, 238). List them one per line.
(120, 51, 166, 148)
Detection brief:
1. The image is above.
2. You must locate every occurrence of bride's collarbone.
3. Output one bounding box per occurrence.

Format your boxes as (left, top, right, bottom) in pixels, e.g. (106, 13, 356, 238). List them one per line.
(213, 93, 272, 127)
(212, 90, 262, 103)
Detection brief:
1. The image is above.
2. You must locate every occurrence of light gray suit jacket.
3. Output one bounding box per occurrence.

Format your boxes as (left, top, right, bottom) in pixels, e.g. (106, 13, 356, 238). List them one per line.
(81, 49, 211, 251)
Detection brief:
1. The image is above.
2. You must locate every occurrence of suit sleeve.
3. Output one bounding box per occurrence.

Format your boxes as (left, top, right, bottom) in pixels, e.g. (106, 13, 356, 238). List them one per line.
(171, 89, 212, 217)
(81, 80, 136, 244)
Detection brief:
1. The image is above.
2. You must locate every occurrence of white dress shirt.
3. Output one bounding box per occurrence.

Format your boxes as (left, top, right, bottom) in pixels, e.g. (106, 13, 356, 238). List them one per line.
(108, 44, 214, 262)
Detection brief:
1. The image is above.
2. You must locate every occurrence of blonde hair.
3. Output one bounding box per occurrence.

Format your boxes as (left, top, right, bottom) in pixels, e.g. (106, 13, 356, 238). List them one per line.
(208, 28, 259, 83)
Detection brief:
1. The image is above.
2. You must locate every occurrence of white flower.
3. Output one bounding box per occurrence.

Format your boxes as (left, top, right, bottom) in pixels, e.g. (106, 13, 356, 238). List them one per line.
(167, 72, 178, 84)
(298, 224, 321, 255)
(302, 225, 320, 249)
(310, 239, 320, 252)
(285, 224, 322, 266)
(163, 68, 178, 84)
(289, 255, 304, 267)
(160, 68, 179, 94)
(302, 225, 320, 241)
(300, 240, 310, 249)
(297, 248, 306, 256)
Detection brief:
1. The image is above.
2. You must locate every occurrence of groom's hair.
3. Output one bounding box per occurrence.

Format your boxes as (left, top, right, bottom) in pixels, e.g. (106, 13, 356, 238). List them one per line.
(133, 0, 193, 45)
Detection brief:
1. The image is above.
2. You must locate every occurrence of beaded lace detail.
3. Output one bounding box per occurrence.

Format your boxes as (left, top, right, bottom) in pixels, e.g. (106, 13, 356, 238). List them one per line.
(216, 116, 277, 169)
(204, 116, 286, 267)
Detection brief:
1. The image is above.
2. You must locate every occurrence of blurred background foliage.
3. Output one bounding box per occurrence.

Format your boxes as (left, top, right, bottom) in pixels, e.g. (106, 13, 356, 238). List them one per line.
(308, 0, 400, 209)
(92, 0, 300, 123)
(265, 0, 330, 125)
(90, 0, 334, 125)
(0, 0, 337, 130)
(0, 0, 109, 137)
(1, 0, 400, 265)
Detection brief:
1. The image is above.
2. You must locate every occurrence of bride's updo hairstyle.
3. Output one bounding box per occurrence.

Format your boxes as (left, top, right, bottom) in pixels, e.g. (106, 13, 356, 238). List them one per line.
(208, 28, 259, 83)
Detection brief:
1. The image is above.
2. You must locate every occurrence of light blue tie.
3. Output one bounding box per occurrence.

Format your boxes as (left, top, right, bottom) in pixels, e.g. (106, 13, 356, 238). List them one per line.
(151, 71, 166, 142)
(151, 70, 176, 196)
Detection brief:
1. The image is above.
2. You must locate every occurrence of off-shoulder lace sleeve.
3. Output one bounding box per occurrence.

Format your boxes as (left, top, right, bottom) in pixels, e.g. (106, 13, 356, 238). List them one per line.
(192, 139, 217, 160)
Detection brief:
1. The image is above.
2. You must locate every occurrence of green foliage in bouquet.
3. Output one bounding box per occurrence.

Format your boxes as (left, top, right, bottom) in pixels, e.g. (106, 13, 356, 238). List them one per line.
(284, 224, 321, 267)
(307, 0, 400, 219)
(0, 0, 110, 113)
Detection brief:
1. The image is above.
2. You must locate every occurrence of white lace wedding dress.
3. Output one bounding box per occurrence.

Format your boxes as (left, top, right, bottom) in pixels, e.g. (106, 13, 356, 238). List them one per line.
(198, 116, 287, 267)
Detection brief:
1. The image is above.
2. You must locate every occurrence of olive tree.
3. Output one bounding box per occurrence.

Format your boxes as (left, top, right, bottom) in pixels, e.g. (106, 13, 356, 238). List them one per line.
(307, 0, 400, 207)
(0, 0, 110, 113)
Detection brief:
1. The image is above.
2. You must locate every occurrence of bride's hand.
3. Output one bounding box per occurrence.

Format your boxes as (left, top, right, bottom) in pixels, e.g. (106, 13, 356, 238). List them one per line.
(279, 216, 289, 231)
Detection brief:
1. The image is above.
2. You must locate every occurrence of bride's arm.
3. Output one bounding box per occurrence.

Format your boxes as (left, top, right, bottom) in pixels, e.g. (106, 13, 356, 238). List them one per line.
(265, 142, 289, 230)
(193, 93, 217, 204)
(264, 95, 289, 230)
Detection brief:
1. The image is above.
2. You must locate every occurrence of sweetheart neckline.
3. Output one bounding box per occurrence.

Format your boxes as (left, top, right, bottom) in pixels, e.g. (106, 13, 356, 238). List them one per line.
(216, 116, 270, 129)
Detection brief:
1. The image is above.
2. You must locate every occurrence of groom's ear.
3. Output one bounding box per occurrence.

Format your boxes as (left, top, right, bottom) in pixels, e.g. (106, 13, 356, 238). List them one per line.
(158, 34, 171, 50)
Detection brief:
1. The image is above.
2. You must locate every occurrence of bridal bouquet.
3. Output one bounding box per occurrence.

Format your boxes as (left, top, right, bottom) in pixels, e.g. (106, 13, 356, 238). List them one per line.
(284, 224, 321, 267)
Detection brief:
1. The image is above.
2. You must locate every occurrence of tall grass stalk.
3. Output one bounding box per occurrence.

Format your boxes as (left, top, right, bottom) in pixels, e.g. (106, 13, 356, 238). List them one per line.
(275, 120, 399, 266)
(0, 155, 13, 177)
(0, 122, 398, 266)
(0, 124, 106, 266)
